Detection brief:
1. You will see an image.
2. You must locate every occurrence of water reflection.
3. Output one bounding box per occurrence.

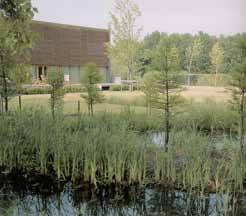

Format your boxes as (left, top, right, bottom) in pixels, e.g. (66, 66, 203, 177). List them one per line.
(151, 132, 165, 147)
(0, 183, 245, 216)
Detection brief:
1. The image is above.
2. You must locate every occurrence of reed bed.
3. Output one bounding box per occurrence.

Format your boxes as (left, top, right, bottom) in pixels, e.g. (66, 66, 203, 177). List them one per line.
(0, 107, 245, 199)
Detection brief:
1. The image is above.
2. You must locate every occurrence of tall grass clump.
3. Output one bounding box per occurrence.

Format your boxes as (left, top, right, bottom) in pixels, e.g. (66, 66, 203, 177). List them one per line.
(173, 99, 238, 134)
(152, 130, 246, 197)
(0, 108, 154, 186)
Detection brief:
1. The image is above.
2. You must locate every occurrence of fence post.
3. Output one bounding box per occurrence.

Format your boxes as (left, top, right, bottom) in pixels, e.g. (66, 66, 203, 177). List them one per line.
(2, 98, 3, 113)
(0, 96, 2, 113)
(19, 95, 22, 110)
(78, 100, 80, 114)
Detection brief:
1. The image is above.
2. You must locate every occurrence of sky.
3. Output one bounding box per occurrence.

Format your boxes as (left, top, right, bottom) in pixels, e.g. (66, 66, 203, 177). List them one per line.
(31, 0, 245, 37)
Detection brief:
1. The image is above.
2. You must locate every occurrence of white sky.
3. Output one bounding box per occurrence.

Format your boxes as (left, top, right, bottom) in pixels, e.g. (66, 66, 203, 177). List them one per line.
(31, 0, 245, 36)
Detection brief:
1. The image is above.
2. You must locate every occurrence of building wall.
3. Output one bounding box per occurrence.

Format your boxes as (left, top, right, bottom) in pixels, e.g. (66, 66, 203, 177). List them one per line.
(30, 21, 111, 83)
(31, 65, 110, 83)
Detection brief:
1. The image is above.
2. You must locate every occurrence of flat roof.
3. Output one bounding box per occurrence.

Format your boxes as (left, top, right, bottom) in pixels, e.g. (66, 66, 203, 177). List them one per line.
(32, 20, 109, 33)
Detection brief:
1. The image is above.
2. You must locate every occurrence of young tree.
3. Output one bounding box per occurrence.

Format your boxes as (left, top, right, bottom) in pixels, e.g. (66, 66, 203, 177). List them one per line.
(142, 71, 160, 116)
(81, 63, 104, 116)
(0, 0, 37, 112)
(47, 69, 64, 118)
(231, 34, 246, 150)
(156, 37, 181, 152)
(186, 37, 202, 74)
(107, 0, 142, 91)
(210, 41, 224, 87)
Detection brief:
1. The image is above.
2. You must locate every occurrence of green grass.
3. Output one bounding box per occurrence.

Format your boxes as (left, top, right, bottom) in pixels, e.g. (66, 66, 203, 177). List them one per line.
(0, 108, 245, 195)
(173, 99, 238, 134)
(7, 94, 148, 115)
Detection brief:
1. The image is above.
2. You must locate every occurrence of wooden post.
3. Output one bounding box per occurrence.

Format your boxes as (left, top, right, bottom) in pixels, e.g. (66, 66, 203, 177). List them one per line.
(78, 100, 80, 114)
(0, 95, 3, 113)
(1, 98, 3, 113)
(19, 95, 22, 110)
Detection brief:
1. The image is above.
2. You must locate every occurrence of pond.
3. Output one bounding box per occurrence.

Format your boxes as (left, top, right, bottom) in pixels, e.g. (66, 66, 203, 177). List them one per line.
(0, 182, 245, 216)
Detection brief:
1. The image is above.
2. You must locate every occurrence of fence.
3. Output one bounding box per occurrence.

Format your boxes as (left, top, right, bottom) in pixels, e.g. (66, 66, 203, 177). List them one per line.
(183, 74, 231, 87)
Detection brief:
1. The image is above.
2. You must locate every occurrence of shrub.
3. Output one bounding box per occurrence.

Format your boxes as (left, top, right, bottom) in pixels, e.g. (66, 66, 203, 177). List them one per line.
(20, 87, 51, 95)
(64, 85, 85, 93)
(109, 85, 122, 91)
(109, 84, 130, 91)
(20, 85, 86, 95)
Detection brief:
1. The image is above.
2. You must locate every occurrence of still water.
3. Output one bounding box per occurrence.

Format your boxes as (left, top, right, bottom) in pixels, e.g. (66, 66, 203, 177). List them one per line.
(0, 182, 245, 216)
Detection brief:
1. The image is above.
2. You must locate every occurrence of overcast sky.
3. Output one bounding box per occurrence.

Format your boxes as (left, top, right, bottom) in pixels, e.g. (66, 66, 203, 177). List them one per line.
(32, 0, 245, 36)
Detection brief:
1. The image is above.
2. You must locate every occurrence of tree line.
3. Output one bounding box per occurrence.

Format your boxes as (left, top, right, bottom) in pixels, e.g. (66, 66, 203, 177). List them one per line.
(138, 31, 241, 76)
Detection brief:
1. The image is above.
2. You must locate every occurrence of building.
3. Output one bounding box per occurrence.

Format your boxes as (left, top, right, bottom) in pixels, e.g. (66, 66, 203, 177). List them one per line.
(30, 21, 111, 84)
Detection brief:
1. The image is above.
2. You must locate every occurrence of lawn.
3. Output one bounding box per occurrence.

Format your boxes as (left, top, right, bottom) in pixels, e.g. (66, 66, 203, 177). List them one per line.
(7, 86, 231, 114)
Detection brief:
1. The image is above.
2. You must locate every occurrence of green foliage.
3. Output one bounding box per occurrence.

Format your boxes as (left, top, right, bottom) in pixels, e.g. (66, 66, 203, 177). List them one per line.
(230, 33, 246, 149)
(47, 68, 64, 117)
(107, 0, 142, 88)
(109, 84, 129, 91)
(63, 85, 86, 93)
(174, 100, 238, 133)
(0, 108, 246, 198)
(154, 36, 182, 150)
(210, 41, 224, 86)
(185, 37, 203, 74)
(81, 63, 104, 116)
(0, 0, 37, 111)
(10, 64, 32, 93)
(19, 85, 85, 95)
(142, 71, 160, 115)
(141, 31, 241, 77)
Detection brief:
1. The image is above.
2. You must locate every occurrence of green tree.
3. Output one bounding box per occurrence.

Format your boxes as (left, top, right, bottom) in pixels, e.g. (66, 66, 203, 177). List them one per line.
(185, 37, 202, 74)
(210, 41, 224, 86)
(11, 65, 32, 93)
(195, 32, 214, 73)
(142, 71, 160, 116)
(0, 0, 37, 112)
(156, 37, 181, 151)
(219, 34, 241, 74)
(108, 0, 142, 91)
(231, 34, 246, 150)
(48, 69, 64, 118)
(81, 63, 104, 116)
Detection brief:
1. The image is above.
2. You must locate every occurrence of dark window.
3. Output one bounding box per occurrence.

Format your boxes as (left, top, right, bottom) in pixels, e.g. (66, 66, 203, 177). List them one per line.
(38, 66, 42, 80)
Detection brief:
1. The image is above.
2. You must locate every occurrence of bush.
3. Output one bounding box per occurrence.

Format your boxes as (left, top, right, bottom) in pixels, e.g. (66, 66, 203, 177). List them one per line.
(109, 84, 140, 91)
(109, 84, 130, 91)
(20, 85, 86, 95)
(109, 85, 122, 91)
(64, 85, 85, 93)
(20, 87, 51, 95)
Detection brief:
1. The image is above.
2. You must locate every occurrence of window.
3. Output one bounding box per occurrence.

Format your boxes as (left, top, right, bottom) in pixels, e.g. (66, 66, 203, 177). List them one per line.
(35, 65, 48, 81)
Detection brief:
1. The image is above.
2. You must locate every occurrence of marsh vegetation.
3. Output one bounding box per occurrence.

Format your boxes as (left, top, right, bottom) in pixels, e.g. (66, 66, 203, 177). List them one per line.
(0, 99, 246, 214)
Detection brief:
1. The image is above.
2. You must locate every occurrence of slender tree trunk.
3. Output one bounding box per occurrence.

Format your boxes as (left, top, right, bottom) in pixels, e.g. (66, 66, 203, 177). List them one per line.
(2, 70, 8, 112)
(188, 52, 193, 75)
(215, 67, 218, 87)
(91, 103, 93, 116)
(239, 61, 246, 150)
(240, 90, 245, 150)
(128, 66, 133, 91)
(51, 88, 55, 118)
(165, 69, 170, 152)
(88, 103, 91, 115)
